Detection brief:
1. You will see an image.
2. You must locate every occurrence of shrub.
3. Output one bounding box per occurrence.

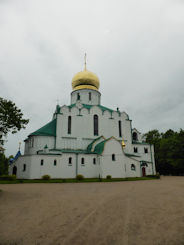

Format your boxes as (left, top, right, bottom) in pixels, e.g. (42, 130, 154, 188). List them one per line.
(106, 175, 112, 180)
(42, 175, 50, 180)
(0, 175, 16, 180)
(76, 174, 84, 181)
(156, 172, 160, 179)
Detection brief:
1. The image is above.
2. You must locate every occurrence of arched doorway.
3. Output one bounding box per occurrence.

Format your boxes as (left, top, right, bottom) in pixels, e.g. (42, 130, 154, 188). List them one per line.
(13, 166, 17, 176)
(142, 167, 146, 177)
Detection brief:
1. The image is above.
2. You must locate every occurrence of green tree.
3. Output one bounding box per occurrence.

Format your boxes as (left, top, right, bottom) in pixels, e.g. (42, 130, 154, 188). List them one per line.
(0, 97, 29, 143)
(144, 129, 184, 175)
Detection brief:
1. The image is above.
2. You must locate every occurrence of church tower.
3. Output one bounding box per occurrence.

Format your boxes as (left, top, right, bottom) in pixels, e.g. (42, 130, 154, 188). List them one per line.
(71, 54, 101, 105)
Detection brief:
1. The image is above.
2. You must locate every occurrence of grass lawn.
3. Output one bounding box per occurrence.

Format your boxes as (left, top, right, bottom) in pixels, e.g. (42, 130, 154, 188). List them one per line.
(0, 176, 159, 184)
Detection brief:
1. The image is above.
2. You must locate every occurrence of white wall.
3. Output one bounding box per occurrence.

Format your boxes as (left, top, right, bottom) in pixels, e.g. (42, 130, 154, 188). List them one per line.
(71, 89, 101, 105)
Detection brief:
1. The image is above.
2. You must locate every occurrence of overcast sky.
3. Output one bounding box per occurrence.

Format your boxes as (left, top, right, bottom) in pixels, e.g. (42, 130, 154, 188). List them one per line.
(0, 0, 184, 156)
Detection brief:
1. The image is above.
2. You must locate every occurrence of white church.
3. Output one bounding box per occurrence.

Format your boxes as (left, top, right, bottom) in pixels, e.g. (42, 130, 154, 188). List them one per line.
(9, 61, 156, 179)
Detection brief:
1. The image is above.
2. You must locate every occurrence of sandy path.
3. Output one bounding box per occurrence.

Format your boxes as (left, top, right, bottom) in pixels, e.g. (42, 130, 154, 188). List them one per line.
(0, 176, 184, 245)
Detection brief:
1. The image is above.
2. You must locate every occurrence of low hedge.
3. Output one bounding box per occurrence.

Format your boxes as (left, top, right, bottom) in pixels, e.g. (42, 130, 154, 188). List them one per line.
(0, 175, 16, 181)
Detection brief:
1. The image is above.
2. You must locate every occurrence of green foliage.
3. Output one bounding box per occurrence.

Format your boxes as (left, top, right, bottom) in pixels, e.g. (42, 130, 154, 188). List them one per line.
(144, 129, 184, 175)
(0, 175, 16, 180)
(0, 153, 8, 175)
(76, 174, 84, 180)
(0, 97, 29, 142)
(106, 175, 112, 179)
(42, 175, 50, 180)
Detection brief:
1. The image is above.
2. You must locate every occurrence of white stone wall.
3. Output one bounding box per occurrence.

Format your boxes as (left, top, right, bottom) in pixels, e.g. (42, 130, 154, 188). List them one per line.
(56, 104, 132, 151)
(24, 136, 55, 155)
(71, 89, 101, 105)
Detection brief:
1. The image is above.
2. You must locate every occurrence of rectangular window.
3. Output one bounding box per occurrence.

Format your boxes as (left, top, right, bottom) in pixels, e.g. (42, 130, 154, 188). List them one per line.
(89, 92, 91, 101)
(23, 164, 26, 172)
(54, 160, 57, 166)
(93, 158, 96, 164)
(118, 120, 122, 137)
(41, 159, 44, 166)
(77, 93, 80, 100)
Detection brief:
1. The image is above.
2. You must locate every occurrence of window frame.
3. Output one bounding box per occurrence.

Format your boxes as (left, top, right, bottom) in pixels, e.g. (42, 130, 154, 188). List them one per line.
(68, 116, 72, 134)
(118, 120, 122, 137)
(94, 114, 99, 136)
(112, 154, 116, 161)
(81, 157, 85, 165)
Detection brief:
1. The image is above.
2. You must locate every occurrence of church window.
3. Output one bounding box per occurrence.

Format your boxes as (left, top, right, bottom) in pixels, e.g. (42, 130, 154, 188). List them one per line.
(112, 154, 116, 161)
(23, 164, 26, 171)
(81, 158, 85, 165)
(94, 115, 98, 136)
(54, 160, 57, 166)
(89, 92, 91, 101)
(41, 159, 44, 166)
(118, 120, 122, 137)
(134, 147, 138, 153)
(144, 148, 148, 153)
(68, 116, 72, 134)
(93, 158, 96, 164)
(77, 93, 80, 100)
(133, 132, 138, 141)
(131, 164, 136, 171)
(69, 157, 72, 165)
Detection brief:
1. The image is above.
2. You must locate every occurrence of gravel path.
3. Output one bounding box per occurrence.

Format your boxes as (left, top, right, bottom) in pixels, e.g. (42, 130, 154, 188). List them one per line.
(0, 176, 184, 245)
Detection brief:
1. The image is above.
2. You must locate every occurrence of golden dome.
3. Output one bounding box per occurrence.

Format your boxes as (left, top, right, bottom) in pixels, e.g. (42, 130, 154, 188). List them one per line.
(72, 69, 100, 91)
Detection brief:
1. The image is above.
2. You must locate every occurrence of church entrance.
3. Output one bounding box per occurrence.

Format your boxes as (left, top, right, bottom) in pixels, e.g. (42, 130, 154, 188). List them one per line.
(142, 167, 146, 177)
(13, 166, 17, 176)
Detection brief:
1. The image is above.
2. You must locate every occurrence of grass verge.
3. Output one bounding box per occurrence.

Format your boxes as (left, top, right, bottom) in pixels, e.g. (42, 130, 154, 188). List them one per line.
(0, 176, 159, 184)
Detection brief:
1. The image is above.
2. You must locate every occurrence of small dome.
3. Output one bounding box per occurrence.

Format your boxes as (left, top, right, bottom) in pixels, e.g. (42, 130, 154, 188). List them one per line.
(72, 69, 100, 91)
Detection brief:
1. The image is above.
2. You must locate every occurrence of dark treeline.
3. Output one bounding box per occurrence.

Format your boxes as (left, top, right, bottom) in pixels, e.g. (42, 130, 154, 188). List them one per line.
(144, 129, 184, 175)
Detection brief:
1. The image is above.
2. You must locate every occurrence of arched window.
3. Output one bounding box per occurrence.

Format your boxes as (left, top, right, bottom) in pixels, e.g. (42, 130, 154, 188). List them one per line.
(112, 154, 116, 161)
(94, 115, 98, 136)
(131, 164, 136, 171)
(118, 120, 122, 137)
(81, 158, 85, 165)
(23, 164, 26, 172)
(54, 160, 57, 166)
(89, 92, 91, 101)
(93, 158, 96, 164)
(144, 148, 148, 153)
(132, 132, 138, 141)
(68, 116, 71, 134)
(69, 157, 72, 165)
(134, 147, 138, 153)
(77, 93, 80, 100)
(41, 159, 44, 166)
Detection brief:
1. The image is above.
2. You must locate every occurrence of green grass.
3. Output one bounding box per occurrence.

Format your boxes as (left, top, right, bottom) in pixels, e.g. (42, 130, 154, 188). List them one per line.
(0, 176, 159, 184)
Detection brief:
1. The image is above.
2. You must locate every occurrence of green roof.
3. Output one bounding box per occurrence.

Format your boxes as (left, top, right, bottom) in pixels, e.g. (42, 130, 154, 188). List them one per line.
(86, 136, 104, 153)
(68, 104, 114, 113)
(29, 119, 56, 137)
(93, 138, 110, 155)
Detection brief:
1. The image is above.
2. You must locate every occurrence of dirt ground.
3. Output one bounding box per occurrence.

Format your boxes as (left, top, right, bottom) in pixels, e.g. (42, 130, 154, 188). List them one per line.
(0, 176, 184, 245)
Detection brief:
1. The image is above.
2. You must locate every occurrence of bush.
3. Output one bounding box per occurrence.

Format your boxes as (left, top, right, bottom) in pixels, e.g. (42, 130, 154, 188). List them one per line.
(76, 174, 84, 181)
(42, 175, 50, 180)
(156, 172, 160, 179)
(106, 175, 112, 180)
(0, 175, 16, 180)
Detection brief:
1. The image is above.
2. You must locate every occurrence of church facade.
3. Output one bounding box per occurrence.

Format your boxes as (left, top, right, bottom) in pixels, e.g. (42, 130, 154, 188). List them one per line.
(9, 65, 156, 179)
